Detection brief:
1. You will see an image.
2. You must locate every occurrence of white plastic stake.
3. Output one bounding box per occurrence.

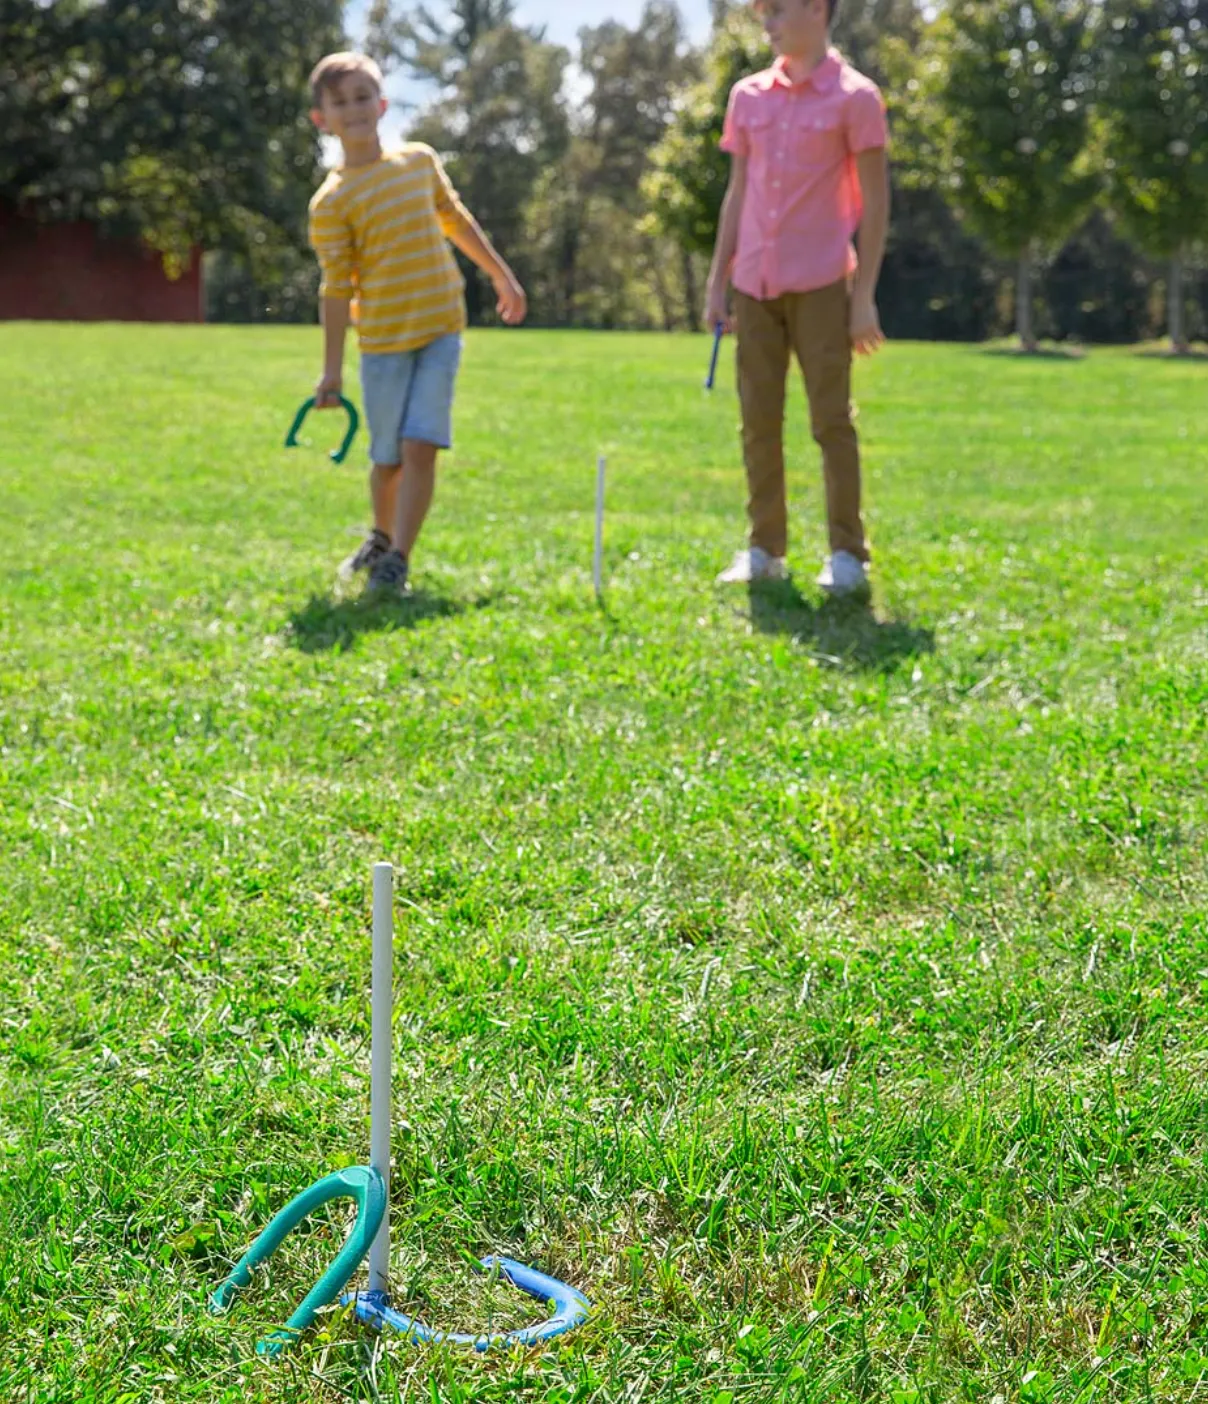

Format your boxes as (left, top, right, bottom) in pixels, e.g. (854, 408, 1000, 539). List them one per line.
(368, 861, 393, 1296)
(593, 455, 606, 598)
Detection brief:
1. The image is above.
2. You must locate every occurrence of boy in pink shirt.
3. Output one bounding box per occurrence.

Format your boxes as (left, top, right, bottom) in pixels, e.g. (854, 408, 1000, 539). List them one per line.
(706, 0, 890, 596)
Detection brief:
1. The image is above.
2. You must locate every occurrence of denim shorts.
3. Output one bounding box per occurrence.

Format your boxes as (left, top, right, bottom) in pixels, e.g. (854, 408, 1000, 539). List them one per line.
(359, 332, 462, 462)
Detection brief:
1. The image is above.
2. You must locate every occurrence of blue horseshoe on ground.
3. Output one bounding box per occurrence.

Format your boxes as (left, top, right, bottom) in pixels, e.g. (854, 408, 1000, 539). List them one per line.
(345, 1256, 591, 1350)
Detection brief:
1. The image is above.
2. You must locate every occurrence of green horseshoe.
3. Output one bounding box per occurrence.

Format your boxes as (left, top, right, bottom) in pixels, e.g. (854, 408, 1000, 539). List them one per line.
(284, 394, 360, 465)
(210, 1164, 386, 1358)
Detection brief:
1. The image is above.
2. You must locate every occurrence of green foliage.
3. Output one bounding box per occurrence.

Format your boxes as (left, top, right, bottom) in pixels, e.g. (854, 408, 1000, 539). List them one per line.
(409, 23, 571, 322)
(203, 250, 321, 325)
(1097, 0, 1208, 258)
(524, 1, 701, 328)
(826, 0, 922, 84)
(377, 0, 700, 329)
(878, 188, 1006, 340)
(935, 0, 1100, 258)
(367, 0, 521, 85)
(578, 1, 699, 209)
(879, 37, 1006, 341)
(8, 0, 1201, 340)
(0, 0, 343, 276)
(881, 34, 948, 195)
(643, 8, 771, 261)
(1042, 210, 1158, 344)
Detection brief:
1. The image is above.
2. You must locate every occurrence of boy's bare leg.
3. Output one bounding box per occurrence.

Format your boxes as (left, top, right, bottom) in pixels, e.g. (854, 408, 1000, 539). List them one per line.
(370, 462, 401, 536)
(339, 463, 398, 579)
(392, 439, 439, 558)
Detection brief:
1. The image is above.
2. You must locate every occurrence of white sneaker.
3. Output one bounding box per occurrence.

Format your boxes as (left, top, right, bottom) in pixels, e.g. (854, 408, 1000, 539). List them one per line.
(716, 546, 789, 584)
(817, 550, 869, 597)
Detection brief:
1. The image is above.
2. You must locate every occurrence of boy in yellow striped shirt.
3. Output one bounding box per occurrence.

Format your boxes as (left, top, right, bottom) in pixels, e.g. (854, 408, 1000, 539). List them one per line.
(307, 52, 527, 594)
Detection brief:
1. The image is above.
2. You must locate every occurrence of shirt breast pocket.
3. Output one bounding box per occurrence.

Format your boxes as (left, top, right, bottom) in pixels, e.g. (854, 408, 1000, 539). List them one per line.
(744, 107, 778, 158)
(795, 114, 844, 167)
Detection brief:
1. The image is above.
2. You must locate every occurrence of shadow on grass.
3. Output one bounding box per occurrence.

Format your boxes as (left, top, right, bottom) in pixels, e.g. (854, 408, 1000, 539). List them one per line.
(748, 579, 935, 673)
(1133, 346, 1208, 362)
(981, 345, 1087, 362)
(286, 586, 495, 654)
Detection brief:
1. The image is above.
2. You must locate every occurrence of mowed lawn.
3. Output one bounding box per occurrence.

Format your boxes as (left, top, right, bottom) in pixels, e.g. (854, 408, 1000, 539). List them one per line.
(2, 325, 1206, 1404)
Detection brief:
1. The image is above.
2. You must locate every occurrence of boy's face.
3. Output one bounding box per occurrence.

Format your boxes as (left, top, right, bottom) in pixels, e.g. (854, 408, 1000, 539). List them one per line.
(757, 0, 828, 56)
(312, 73, 385, 144)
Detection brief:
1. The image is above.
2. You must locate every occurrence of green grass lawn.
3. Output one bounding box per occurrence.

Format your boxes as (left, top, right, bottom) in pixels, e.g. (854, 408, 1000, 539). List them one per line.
(2, 325, 1206, 1404)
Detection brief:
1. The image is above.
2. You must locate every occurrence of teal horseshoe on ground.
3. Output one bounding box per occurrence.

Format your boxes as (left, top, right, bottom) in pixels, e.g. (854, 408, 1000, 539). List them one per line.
(284, 394, 360, 464)
(209, 1164, 386, 1358)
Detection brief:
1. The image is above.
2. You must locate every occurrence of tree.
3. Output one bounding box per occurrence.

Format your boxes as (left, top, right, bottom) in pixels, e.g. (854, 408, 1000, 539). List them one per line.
(406, 21, 571, 322)
(366, 0, 526, 84)
(0, 0, 343, 278)
(524, 162, 685, 329)
(934, 0, 1099, 350)
(1042, 210, 1157, 344)
(832, 0, 922, 84)
(1098, 0, 1208, 352)
(579, 2, 698, 202)
(642, 7, 771, 275)
(542, 1, 699, 327)
(874, 29, 1003, 340)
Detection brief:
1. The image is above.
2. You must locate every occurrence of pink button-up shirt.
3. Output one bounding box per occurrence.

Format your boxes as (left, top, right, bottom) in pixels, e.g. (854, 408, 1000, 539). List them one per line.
(721, 51, 888, 300)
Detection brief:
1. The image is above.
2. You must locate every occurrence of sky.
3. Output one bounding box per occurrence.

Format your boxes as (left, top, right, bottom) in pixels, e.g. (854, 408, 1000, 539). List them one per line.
(345, 0, 712, 51)
(505, 0, 710, 44)
(340, 0, 713, 146)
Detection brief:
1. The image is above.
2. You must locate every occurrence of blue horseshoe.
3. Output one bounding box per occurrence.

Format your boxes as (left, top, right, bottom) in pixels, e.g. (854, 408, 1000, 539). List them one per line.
(345, 1256, 591, 1350)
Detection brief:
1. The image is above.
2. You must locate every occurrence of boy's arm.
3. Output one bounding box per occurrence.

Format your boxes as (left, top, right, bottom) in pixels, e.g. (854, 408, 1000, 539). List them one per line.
(851, 147, 890, 355)
(705, 155, 748, 334)
(427, 148, 526, 325)
(317, 296, 352, 407)
(309, 191, 357, 403)
(445, 214, 527, 326)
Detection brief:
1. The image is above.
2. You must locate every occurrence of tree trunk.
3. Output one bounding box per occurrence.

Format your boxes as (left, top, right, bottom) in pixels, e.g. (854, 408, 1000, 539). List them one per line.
(1016, 246, 1037, 352)
(648, 241, 677, 332)
(681, 247, 700, 332)
(1168, 249, 1189, 354)
(560, 214, 580, 328)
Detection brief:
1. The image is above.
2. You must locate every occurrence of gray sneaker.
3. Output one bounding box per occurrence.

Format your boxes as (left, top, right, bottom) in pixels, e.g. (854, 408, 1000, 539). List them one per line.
(340, 528, 390, 581)
(367, 548, 409, 596)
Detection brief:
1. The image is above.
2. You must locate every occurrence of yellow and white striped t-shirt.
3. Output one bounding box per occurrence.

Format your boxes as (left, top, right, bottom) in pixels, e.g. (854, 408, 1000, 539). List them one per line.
(308, 144, 473, 354)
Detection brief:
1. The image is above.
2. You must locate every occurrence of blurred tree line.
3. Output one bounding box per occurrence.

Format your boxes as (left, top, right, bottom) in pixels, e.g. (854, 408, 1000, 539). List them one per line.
(0, 0, 342, 313)
(3, 0, 1206, 346)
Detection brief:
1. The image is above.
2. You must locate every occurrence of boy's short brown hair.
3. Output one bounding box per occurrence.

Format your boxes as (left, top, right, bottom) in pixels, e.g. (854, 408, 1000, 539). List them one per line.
(309, 52, 384, 107)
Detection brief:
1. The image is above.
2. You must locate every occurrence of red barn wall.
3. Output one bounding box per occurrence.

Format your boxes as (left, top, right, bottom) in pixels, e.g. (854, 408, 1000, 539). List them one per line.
(0, 205, 203, 322)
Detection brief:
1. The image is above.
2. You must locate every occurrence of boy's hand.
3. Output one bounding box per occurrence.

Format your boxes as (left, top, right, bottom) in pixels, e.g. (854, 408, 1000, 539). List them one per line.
(705, 282, 731, 335)
(314, 370, 343, 408)
(493, 272, 527, 326)
(850, 293, 885, 356)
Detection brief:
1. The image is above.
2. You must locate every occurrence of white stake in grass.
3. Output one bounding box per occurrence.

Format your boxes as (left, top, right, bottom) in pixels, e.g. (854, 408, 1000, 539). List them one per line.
(368, 861, 393, 1296)
(593, 455, 606, 598)
(355, 859, 591, 1346)
(209, 857, 590, 1353)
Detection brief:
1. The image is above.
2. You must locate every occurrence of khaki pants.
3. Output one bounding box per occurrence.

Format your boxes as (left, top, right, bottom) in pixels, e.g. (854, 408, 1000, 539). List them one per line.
(734, 281, 867, 563)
